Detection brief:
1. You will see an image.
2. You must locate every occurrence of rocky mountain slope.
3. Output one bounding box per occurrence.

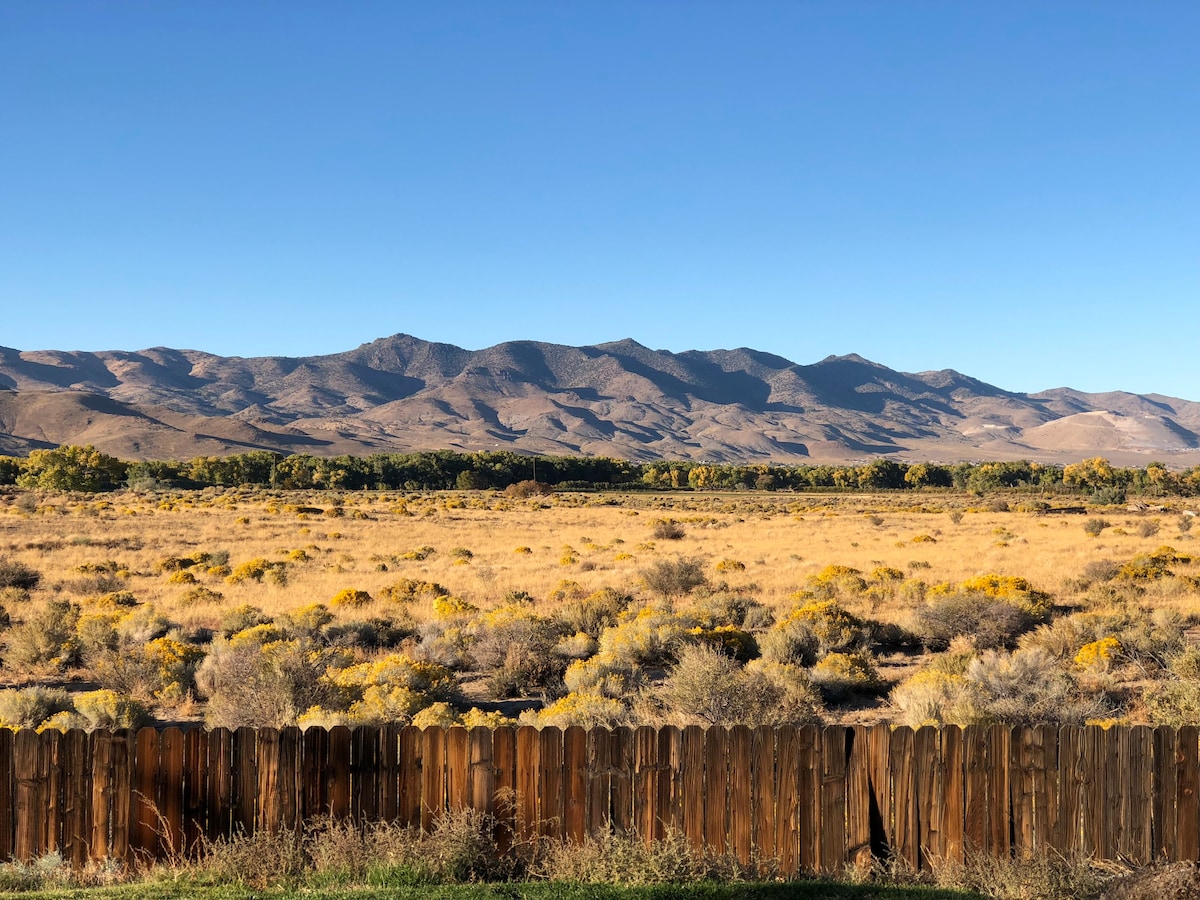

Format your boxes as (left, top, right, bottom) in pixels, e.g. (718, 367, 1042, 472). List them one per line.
(2, 335, 1199, 464)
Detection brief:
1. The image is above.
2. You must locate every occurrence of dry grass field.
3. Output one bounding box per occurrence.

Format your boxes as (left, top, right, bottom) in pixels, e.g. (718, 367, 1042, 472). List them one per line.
(0, 486, 1198, 731)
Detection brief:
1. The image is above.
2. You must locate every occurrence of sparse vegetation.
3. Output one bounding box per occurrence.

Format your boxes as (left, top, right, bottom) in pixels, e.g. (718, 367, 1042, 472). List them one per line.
(0, 471, 1194, 737)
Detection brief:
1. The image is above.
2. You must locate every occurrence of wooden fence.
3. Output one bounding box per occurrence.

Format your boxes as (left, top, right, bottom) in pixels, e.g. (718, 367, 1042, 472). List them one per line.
(1, 723, 1197, 872)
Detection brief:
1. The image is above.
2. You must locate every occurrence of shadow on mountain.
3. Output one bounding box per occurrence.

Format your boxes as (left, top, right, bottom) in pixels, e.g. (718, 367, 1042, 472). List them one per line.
(591, 346, 772, 408)
(798, 356, 962, 418)
(0, 350, 120, 390)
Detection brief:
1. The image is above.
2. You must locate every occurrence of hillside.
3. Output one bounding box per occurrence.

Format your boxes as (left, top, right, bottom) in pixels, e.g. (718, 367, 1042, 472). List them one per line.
(2, 335, 1200, 464)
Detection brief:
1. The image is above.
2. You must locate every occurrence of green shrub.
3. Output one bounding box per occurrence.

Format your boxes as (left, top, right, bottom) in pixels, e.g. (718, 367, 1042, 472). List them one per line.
(380, 578, 449, 603)
(504, 480, 551, 499)
(92, 635, 204, 706)
(803, 564, 868, 600)
(1145, 681, 1200, 727)
(651, 519, 686, 540)
(1082, 559, 1120, 584)
(225, 557, 286, 585)
(892, 668, 982, 728)
(324, 615, 415, 650)
(967, 648, 1105, 726)
(1169, 646, 1200, 680)
(179, 585, 224, 606)
(757, 617, 820, 667)
(770, 600, 869, 656)
(687, 593, 774, 630)
(688, 624, 758, 662)
(115, 604, 172, 644)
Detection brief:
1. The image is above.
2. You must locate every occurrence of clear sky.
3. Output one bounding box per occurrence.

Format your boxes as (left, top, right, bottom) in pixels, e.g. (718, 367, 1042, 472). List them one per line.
(2, 2, 1197, 399)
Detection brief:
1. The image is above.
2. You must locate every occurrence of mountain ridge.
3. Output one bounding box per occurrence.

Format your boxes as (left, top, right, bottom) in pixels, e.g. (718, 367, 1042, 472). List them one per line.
(2, 334, 1199, 465)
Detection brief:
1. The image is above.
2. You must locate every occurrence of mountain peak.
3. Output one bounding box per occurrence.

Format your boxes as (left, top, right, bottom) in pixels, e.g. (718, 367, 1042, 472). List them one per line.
(1, 334, 1198, 465)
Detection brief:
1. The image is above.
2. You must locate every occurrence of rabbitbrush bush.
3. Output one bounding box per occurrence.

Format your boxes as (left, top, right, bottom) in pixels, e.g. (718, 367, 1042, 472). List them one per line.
(0, 557, 41, 591)
(197, 636, 349, 729)
(4, 599, 80, 671)
(770, 599, 870, 656)
(304, 653, 460, 727)
(639, 556, 708, 598)
(911, 592, 1034, 651)
(597, 606, 698, 666)
(656, 645, 822, 727)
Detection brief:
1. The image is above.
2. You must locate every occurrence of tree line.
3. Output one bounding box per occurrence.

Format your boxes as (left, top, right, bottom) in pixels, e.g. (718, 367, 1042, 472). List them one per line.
(2, 445, 1200, 498)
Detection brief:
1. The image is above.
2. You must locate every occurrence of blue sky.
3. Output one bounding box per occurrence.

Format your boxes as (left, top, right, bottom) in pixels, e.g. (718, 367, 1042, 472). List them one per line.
(2, 2, 1197, 398)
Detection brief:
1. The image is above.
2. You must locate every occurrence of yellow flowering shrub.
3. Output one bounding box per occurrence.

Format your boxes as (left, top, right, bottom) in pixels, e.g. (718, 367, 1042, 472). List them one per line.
(773, 600, 868, 655)
(432, 596, 478, 620)
(228, 623, 287, 647)
(937, 573, 1053, 619)
(810, 651, 883, 699)
(331, 588, 372, 607)
(460, 707, 516, 728)
(225, 557, 286, 585)
(322, 653, 460, 725)
(411, 701, 460, 729)
(563, 653, 640, 698)
(1074, 636, 1122, 670)
(597, 606, 697, 666)
(549, 580, 586, 602)
(71, 689, 150, 730)
(520, 692, 630, 729)
(801, 565, 868, 599)
(380, 578, 449, 603)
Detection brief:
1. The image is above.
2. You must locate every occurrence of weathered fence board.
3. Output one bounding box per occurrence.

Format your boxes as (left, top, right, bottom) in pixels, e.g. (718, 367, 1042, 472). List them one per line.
(1178, 726, 1200, 861)
(680, 725, 705, 852)
(751, 726, 775, 861)
(492, 725, 516, 852)
(8, 723, 1200, 873)
(775, 725, 800, 875)
(563, 726, 587, 843)
(539, 726, 564, 839)
(728, 725, 752, 865)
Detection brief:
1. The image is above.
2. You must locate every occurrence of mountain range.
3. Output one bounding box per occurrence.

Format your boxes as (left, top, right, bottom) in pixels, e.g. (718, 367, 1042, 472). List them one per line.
(2, 334, 1199, 465)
